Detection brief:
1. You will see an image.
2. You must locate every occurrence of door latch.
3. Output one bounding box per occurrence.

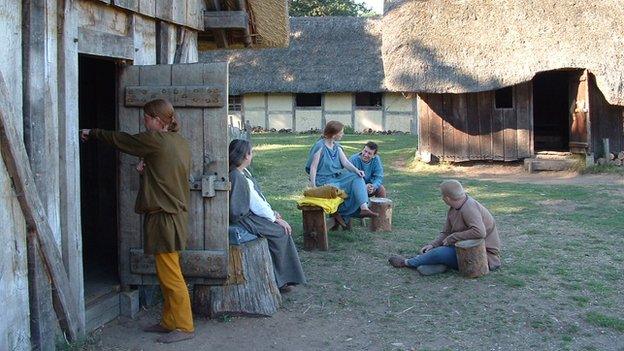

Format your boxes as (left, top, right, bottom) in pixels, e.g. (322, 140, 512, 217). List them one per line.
(190, 175, 230, 197)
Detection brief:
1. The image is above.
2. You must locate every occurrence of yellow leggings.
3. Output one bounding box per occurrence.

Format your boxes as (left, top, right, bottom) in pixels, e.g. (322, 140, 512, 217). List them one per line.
(155, 252, 194, 332)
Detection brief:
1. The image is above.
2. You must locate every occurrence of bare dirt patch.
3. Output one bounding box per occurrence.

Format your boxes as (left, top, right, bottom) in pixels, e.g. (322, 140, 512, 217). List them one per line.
(407, 161, 624, 186)
(536, 199, 577, 213)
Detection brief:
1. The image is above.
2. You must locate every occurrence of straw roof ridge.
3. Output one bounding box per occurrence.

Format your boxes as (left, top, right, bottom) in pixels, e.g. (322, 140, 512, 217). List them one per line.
(382, 0, 624, 106)
(199, 16, 386, 94)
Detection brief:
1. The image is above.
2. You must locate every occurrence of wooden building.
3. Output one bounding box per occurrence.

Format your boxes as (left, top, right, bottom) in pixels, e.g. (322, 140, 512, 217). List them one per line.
(200, 17, 419, 134)
(382, 0, 624, 162)
(0, 1, 288, 349)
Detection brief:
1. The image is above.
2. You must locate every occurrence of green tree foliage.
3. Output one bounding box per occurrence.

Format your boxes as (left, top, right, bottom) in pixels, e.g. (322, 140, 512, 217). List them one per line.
(289, 0, 375, 17)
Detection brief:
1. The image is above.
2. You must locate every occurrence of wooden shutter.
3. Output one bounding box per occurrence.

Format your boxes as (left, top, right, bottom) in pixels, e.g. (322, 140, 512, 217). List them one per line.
(118, 62, 230, 285)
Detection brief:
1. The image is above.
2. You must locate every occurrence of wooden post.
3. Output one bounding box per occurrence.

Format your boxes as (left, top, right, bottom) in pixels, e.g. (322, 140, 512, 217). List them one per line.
(298, 205, 328, 251)
(602, 138, 610, 159)
(193, 238, 281, 317)
(0, 71, 82, 340)
(369, 198, 393, 232)
(455, 239, 489, 278)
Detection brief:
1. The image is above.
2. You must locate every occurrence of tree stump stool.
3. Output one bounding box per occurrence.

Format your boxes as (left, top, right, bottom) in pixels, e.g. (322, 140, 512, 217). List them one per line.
(192, 237, 282, 317)
(368, 198, 393, 232)
(455, 239, 489, 278)
(298, 205, 328, 251)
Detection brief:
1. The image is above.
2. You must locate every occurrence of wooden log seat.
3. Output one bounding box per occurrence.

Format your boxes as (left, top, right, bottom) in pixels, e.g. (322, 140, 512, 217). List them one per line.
(368, 198, 393, 232)
(455, 239, 489, 278)
(192, 237, 282, 317)
(298, 205, 329, 251)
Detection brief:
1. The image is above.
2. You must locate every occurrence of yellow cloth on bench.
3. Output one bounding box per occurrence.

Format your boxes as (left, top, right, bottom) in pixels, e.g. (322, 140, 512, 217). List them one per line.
(303, 185, 347, 199)
(296, 196, 344, 214)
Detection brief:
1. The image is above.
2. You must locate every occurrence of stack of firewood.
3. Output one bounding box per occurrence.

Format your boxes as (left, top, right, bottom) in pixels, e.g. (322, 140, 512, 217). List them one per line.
(596, 151, 624, 166)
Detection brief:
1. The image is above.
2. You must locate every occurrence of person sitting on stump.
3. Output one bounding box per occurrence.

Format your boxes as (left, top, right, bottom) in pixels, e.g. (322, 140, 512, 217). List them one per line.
(388, 180, 501, 275)
(305, 121, 378, 230)
(229, 139, 307, 293)
(349, 141, 386, 198)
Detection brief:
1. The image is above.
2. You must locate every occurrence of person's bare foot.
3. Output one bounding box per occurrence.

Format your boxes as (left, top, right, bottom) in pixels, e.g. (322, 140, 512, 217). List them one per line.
(388, 255, 407, 268)
(156, 330, 195, 343)
(143, 324, 172, 334)
(359, 208, 379, 218)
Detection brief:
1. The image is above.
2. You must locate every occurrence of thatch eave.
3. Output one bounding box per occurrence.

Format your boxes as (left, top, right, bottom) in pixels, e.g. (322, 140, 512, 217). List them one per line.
(382, 0, 624, 106)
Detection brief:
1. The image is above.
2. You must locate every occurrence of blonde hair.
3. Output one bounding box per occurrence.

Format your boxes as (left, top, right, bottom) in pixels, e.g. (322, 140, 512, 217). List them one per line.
(323, 120, 344, 138)
(440, 180, 465, 200)
(143, 99, 180, 132)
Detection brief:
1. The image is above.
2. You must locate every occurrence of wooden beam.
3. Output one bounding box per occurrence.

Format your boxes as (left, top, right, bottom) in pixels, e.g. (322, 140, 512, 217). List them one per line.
(208, 0, 229, 48)
(0, 72, 82, 341)
(78, 28, 134, 60)
(204, 10, 248, 30)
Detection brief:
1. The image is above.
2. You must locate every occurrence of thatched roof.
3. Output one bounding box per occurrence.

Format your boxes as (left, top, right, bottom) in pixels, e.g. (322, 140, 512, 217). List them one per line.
(248, 0, 290, 48)
(382, 0, 624, 106)
(199, 16, 385, 94)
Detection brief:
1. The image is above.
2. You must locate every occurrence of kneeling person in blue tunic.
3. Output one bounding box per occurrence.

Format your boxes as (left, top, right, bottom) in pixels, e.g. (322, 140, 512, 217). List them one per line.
(349, 141, 386, 198)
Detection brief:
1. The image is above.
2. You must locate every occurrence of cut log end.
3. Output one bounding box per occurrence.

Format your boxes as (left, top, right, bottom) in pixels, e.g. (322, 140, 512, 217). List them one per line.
(455, 239, 489, 278)
(369, 198, 393, 232)
(193, 238, 281, 318)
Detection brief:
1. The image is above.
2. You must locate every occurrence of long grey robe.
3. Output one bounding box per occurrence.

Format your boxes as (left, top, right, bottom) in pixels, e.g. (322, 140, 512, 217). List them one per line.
(229, 168, 306, 287)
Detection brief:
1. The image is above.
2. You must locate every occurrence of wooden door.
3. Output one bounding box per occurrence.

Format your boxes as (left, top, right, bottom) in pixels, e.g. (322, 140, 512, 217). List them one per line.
(118, 62, 230, 286)
(569, 70, 590, 153)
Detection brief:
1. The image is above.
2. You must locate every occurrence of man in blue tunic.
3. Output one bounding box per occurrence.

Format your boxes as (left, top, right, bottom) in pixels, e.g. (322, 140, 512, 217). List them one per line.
(349, 141, 386, 198)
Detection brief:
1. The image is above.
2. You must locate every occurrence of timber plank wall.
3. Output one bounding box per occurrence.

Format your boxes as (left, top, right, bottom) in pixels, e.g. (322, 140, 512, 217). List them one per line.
(589, 75, 624, 156)
(418, 82, 533, 162)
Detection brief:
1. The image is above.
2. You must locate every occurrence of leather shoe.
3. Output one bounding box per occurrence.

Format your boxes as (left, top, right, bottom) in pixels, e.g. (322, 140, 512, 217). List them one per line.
(359, 208, 379, 218)
(388, 255, 407, 268)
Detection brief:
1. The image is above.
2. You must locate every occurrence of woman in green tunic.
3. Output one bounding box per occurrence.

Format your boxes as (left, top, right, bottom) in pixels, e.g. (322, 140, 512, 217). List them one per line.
(80, 99, 194, 344)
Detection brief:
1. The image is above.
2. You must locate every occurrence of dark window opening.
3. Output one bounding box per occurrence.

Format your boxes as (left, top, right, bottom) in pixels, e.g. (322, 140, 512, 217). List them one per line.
(355, 92, 383, 107)
(296, 93, 322, 107)
(495, 87, 513, 109)
(229, 95, 242, 111)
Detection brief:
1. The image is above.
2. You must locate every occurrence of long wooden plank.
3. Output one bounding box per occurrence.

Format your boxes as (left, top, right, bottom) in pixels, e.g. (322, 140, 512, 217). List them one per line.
(453, 94, 470, 162)
(118, 66, 143, 287)
(130, 249, 227, 277)
(0, 72, 81, 341)
(417, 95, 429, 155)
(203, 62, 229, 270)
(492, 98, 505, 160)
(442, 95, 454, 161)
(504, 108, 517, 161)
(515, 82, 531, 158)
(139, 64, 173, 286)
(477, 92, 493, 159)
(173, 64, 205, 250)
(22, 1, 61, 347)
(466, 93, 481, 159)
(428, 94, 444, 159)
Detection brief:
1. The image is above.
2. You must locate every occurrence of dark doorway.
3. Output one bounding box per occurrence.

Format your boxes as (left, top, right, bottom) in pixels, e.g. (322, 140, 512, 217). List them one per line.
(533, 71, 571, 151)
(79, 55, 119, 301)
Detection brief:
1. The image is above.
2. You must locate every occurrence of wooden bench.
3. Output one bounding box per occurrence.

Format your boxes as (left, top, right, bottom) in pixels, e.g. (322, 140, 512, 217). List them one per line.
(298, 205, 329, 251)
(193, 237, 282, 317)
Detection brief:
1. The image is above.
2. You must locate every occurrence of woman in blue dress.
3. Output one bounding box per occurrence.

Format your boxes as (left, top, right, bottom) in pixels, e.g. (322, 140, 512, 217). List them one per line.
(305, 121, 378, 229)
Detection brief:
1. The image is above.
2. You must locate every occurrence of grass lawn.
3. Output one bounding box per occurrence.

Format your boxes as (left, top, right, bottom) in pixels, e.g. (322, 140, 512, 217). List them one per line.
(250, 133, 624, 351)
